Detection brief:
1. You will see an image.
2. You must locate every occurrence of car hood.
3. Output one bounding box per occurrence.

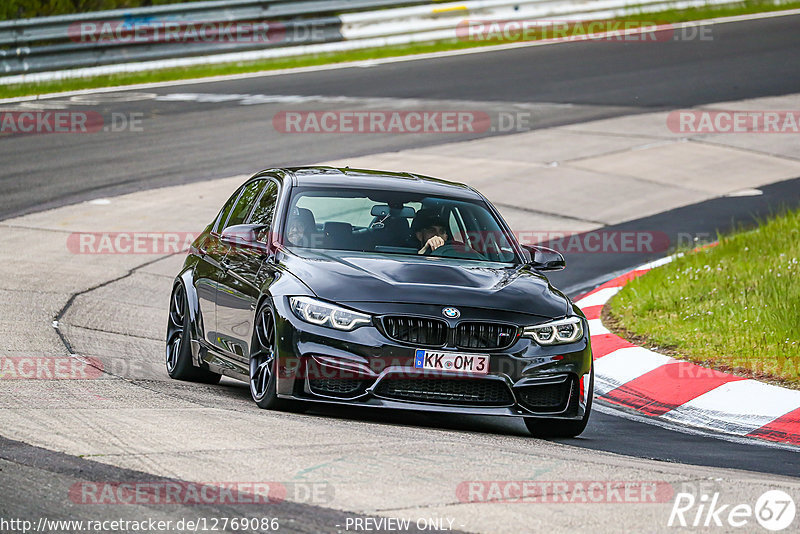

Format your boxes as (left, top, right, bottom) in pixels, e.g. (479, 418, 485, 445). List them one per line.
(280, 249, 569, 318)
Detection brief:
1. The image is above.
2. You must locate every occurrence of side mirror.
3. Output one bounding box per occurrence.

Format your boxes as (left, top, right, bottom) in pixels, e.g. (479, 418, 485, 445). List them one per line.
(220, 224, 267, 250)
(521, 245, 566, 271)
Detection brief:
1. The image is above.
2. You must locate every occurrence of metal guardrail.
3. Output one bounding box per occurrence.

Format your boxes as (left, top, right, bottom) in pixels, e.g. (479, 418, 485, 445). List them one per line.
(0, 0, 432, 75)
(0, 0, 749, 83)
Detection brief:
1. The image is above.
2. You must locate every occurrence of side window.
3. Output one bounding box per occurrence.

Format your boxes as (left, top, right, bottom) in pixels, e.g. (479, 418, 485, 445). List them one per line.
(248, 181, 279, 228)
(223, 180, 265, 230)
(214, 186, 245, 234)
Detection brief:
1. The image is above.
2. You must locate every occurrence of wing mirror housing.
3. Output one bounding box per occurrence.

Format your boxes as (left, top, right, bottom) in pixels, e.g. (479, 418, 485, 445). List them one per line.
(220, 224, 269, 251)
(521, 245, 566, 271)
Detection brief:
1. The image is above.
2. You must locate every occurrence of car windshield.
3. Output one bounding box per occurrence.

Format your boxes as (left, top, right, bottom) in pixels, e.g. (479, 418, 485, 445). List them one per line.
(284, 187, 519, 264)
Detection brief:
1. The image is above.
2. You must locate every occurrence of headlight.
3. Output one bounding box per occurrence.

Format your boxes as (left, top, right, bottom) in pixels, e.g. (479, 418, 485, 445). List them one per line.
(523, 317, 584, 345)
(289, 296, 371, 331)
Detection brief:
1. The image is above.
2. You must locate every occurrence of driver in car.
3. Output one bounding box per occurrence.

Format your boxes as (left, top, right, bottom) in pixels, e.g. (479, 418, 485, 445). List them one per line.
(285, 208, 317, 247)
(410, 209, 449, 255)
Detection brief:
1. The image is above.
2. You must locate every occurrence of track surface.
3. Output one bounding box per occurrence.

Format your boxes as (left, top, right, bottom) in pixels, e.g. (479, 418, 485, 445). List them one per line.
(2, 12, 800, 532)
(2, 14, 799, 220)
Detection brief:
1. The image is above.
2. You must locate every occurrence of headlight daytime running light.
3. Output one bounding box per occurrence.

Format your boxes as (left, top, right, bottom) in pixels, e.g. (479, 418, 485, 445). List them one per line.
(289, 296, 372, 331)
(523, 316, 584, 345)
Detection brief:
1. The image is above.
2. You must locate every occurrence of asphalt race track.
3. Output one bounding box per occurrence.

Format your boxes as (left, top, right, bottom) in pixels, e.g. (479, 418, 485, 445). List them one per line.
(2, 12, 800, 533)
(2, 13, 800, 220)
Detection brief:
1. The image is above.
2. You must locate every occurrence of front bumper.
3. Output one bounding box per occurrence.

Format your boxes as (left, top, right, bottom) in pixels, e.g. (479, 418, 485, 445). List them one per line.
(273, 298, 593, 419)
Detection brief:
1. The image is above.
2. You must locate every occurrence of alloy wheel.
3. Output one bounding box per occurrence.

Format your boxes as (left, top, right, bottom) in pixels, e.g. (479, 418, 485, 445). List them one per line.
(250, 306, 276, 401)
(166, 285, 186, 373)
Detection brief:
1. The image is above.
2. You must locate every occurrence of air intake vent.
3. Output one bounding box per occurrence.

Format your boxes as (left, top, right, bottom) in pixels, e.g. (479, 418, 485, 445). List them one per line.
(382, 316, 448, 347)
(516, 378, 573, 413)
(308, 377, 369, 398)
(455, 322, 518, 350)
(374, 377, 513, 406)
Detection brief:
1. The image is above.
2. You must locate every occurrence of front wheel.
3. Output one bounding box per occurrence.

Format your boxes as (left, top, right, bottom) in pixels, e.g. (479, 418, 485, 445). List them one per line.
(524, 368, 593, 438)
(249, 302, 307, 412)
(165, 282, 221, 384)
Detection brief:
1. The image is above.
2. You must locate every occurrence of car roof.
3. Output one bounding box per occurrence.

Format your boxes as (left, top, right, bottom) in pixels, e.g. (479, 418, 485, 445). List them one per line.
(276, 166, 483, 200)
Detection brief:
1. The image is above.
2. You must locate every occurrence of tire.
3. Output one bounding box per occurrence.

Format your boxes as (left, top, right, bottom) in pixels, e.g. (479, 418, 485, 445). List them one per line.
(166, 282, 221, 384)
(249, 301, 303, 411)
(524, 367, 593, 438)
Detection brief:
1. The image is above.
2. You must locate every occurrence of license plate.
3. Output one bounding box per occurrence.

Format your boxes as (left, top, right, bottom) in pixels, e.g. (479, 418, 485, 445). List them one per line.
(413, 349, 489, 375)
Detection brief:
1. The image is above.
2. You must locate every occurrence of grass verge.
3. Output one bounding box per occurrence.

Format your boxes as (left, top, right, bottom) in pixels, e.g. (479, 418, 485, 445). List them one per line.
(1, 0, 799, 99)
(605, 209, 800, 389)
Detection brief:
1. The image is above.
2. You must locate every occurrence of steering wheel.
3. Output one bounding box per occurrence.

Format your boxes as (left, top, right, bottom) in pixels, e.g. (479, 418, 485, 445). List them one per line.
(429, 242, 487, 260)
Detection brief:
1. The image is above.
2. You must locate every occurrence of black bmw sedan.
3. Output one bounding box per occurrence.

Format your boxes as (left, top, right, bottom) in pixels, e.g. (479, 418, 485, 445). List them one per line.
(167, 167, 593, 437)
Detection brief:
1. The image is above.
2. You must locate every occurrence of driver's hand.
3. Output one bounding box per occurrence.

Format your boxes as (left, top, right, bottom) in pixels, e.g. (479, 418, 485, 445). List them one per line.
(419, 236, 445, 254)
(428, 236, 445, 250)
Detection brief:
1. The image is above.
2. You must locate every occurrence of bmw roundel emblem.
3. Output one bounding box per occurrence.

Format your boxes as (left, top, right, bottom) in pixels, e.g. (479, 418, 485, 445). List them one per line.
(442, 307, 460, 319)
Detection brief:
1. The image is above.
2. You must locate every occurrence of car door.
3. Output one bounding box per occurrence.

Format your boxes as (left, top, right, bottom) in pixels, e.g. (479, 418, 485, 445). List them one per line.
(194, 183, 247, 347)
(215, 179, 279, 363)
(212, 179, 266, 360)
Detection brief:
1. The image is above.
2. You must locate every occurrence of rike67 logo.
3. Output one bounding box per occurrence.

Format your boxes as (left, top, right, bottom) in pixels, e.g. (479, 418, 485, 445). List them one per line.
(668, 490, 796, 531)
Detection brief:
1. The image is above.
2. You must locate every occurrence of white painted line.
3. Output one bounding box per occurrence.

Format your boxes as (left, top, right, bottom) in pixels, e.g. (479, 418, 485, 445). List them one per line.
(636, 256, 675, 270)
(725, 188, 763, 197)
(662, 380, 800, 435)
(594, 347, 673, 395)
(575, 286, 621, 308)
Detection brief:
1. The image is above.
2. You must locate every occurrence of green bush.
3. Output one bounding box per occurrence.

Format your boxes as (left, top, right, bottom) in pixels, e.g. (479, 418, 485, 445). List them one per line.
(0, 0, 192, 21)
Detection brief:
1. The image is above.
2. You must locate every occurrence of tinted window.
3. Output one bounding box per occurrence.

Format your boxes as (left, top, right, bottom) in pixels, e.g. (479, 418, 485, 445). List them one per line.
(295, 195, 417, 228)
(249, 181, 279, 228)
(287, 187, 518, 264)
(448, 209, 466, 243)
(223, 180, 264, 230)
(214, 185, 245, 234)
